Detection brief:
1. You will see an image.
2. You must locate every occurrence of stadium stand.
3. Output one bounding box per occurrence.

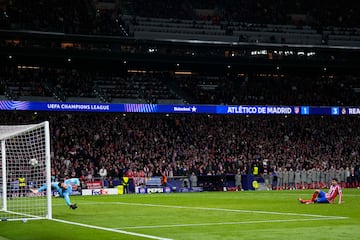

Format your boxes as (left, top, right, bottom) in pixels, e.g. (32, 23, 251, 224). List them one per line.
(121, 0, 360, 45)
(174, 73, 360, 106)
(0, 0, 127, 36)
(1, 0, 359, 45)
(0, 112, 359, 189)
(0, 65, 182, 103)
(0, 0, 360, 191)
(2, 62, 360, 105)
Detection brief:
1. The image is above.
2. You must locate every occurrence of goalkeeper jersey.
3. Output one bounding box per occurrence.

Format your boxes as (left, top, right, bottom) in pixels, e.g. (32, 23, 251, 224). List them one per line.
(37, 181, 74, 206)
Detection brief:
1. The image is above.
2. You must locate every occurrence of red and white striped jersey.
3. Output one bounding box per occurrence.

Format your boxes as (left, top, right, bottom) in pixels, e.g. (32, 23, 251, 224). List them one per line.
(326, 184, 342, 203)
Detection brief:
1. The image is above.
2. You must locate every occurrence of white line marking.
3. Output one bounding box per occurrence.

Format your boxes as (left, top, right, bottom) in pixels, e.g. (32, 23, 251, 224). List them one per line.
(51, 218, 173, 240)
(85, 201, 347, 219)
(116, 217, 346, 230)
(1, 210, 44, 221)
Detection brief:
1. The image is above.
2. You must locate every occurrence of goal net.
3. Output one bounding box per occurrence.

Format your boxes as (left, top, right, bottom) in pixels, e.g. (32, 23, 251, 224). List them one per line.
(0, 121, 52, 221)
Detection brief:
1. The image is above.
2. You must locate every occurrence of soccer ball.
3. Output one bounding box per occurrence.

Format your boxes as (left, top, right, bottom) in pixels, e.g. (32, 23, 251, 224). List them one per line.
(29, 158, 38, 167)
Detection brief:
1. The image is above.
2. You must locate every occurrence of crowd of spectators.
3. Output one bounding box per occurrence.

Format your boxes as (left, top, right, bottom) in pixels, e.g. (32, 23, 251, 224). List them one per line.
(1, 112, 359, 189)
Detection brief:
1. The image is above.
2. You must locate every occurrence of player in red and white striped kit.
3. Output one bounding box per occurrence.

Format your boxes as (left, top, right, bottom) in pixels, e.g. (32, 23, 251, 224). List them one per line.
(298, 178, 342, 204)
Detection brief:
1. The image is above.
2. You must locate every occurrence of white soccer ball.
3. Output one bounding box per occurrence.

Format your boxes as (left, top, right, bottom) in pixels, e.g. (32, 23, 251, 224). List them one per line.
(29, 158, 38, 167)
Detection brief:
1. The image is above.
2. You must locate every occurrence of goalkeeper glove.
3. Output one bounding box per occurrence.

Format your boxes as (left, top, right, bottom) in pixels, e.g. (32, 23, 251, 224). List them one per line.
(69, 203, 77, 210)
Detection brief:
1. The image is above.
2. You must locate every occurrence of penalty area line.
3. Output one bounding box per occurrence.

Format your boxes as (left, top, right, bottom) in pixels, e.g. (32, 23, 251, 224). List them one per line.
(117, 217, 347, 230)
(51, 218, 173, 240)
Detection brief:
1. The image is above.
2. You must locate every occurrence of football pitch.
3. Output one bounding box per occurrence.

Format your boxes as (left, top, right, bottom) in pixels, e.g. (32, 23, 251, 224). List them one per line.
(1, 189, 359, 240)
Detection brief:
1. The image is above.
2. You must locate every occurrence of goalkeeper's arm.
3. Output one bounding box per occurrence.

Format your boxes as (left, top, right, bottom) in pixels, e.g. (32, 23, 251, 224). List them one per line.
(30, 188, 39, 194)
(30, 183, 52, 194)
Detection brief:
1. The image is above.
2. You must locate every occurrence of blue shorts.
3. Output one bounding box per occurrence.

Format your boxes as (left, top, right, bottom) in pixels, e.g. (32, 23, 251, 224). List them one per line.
(316, 190, 329, 203)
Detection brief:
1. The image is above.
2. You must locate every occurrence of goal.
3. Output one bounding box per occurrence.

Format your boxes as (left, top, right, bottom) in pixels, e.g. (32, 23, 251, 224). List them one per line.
(0, 121, 52, 221)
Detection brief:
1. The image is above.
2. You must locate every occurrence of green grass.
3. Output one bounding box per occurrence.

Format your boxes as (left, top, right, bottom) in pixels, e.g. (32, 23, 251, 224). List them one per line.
(1, 189, 359, 240)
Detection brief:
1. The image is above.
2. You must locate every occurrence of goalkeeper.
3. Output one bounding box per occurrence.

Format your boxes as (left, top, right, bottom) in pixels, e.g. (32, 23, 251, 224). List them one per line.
(31, 178, 79, 210)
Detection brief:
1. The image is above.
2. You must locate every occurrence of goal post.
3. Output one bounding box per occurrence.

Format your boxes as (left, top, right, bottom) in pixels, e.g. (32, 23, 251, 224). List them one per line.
(0, 121, 52, 221)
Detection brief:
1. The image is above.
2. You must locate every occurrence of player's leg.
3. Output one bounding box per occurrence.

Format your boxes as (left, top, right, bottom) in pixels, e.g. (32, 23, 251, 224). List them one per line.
(298, 189, 320, 203)
(310, 189, 320, 202)
(62, 191, 77, 210)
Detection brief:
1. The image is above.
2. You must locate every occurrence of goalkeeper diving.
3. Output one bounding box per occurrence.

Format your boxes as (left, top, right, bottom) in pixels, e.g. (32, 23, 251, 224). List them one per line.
(31, 178, 80, 210)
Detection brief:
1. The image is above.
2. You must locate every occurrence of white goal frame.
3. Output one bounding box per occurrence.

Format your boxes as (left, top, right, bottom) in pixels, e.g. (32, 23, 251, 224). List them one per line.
(0, 121, 52, 220)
